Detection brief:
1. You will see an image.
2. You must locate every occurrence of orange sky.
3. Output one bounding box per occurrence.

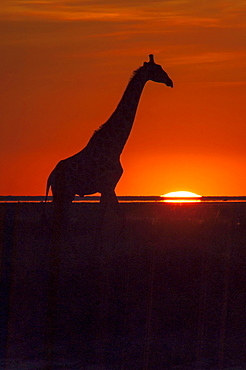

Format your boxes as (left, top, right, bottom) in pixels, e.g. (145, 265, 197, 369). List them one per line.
(1, 0, 246, 196)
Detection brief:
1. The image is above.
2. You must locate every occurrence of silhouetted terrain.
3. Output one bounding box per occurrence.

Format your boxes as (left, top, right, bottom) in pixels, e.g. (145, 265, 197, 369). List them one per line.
(1, 202, 246, 369)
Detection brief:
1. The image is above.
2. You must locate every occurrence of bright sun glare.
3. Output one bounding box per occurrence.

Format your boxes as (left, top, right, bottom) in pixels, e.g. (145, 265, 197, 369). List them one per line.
(162, 191, 201, 198)
(161, 191, 202, 203)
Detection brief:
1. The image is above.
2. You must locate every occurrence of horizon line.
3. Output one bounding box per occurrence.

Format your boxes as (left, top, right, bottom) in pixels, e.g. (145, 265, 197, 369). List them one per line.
(1, 195, 246, 199)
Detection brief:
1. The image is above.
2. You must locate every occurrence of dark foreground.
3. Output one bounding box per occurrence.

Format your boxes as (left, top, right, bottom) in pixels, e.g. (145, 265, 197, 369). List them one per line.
(1, 202, 246, 369)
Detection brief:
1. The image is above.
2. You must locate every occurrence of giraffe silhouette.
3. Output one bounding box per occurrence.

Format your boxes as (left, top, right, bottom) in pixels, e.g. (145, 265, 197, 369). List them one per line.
(45, 55, 173, 224)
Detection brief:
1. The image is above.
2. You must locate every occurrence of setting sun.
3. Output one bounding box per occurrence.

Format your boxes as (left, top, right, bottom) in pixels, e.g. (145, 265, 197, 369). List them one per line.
(162, 191, 202, 198)
(161, 191, 202, 203)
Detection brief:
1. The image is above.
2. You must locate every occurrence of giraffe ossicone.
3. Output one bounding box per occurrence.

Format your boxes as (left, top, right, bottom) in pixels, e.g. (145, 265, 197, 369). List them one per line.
(45, 55, 173, 213)
(149, 54, 155, 63)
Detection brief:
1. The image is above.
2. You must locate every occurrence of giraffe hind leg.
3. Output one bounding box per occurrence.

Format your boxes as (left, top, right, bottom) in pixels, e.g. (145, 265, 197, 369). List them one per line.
(52, 195, 73, 238)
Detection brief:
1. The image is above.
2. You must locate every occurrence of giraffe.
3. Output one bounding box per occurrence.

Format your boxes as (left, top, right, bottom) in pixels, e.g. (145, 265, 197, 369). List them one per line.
(45, 54, 173, 222)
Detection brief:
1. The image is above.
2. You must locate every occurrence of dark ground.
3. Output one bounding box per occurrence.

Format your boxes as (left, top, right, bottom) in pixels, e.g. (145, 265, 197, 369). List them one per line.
(1, 202, 246, 369)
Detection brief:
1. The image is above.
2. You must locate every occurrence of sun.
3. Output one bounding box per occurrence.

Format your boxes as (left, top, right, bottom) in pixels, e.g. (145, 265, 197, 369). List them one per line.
(162, 191, 202, 198)
(161, 191, 202, 203)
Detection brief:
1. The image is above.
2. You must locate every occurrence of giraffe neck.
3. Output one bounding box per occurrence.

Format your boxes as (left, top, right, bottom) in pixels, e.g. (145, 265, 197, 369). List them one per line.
(86, 66, 147, 159)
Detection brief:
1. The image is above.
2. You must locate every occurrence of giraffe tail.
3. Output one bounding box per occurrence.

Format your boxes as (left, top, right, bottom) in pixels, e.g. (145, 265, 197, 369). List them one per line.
(41, 174, 52, 230)
(44, 173, 52, 203)
(44, 181, 49, 203)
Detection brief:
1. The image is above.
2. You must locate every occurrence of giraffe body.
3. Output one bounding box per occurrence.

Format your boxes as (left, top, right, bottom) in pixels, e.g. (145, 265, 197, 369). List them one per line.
(46, 149, 123, 201)
(46, 55, 173, 210)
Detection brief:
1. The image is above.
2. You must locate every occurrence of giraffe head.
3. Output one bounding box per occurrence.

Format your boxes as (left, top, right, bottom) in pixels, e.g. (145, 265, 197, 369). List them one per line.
(144, 54, 173, 87)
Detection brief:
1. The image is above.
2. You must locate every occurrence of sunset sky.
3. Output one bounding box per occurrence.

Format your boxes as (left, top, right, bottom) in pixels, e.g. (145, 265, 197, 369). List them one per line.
(1, 0, 246, 196)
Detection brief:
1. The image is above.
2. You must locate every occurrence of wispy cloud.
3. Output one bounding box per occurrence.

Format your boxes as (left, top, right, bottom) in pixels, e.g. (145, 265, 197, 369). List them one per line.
(1, 0, 220, 25)
(2, 0, 246, 29)
(1, 0, 246, 70)
(167, 51, 246, 65)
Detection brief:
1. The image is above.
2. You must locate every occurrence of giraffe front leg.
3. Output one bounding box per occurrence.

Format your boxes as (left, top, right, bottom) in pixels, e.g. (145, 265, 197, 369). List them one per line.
(94, 191, 126, 252)
(99, 190, 125, 222)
